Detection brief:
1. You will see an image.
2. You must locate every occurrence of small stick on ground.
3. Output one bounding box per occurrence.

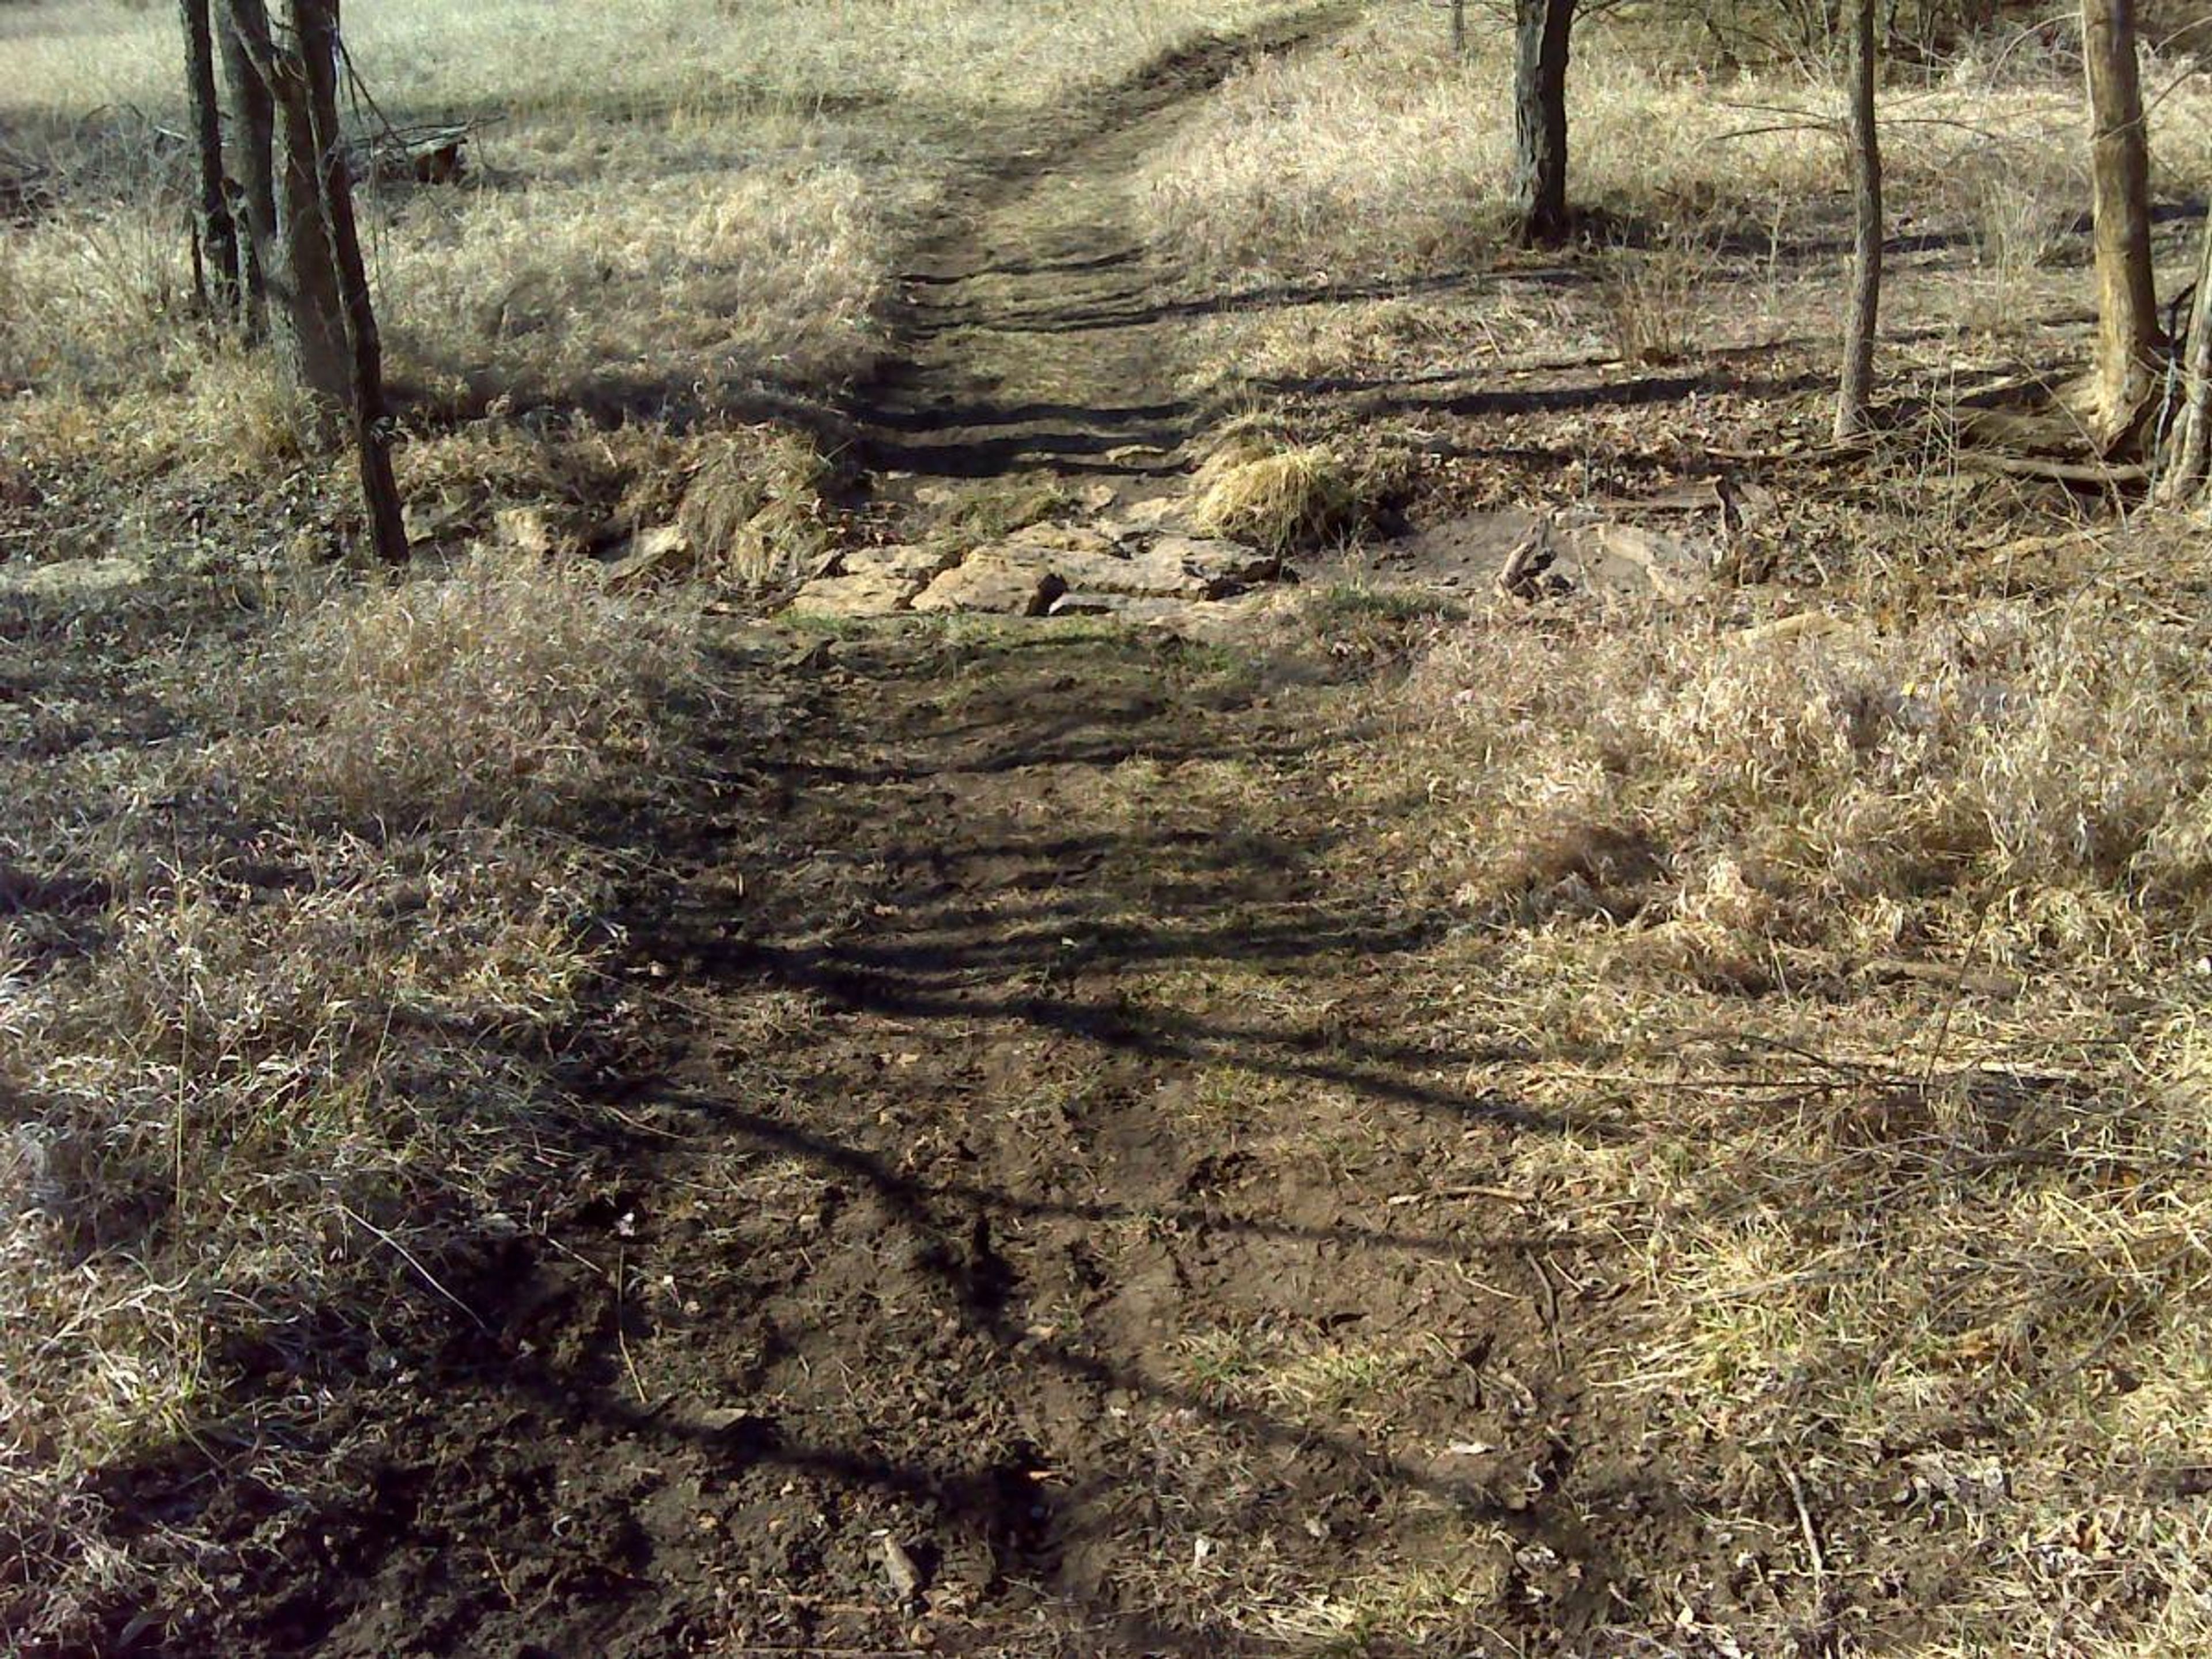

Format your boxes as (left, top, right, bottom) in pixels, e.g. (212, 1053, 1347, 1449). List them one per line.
(1784, 1463, 1832, 1638)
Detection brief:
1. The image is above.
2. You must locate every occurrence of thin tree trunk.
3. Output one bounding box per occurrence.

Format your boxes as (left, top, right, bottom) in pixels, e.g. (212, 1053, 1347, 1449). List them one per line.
(1513, 0, 1574, 247)
(285, 0, 407, 562)
(1450, 0, 1467, 56)
(2081, 0, 2159, 450)
(210, 0, 355, 416)
(1835, 0, 1881, 439)
(180, 0, 241, 321)
(215, 0, 275, 334)
(2157, 226, 2212, 500)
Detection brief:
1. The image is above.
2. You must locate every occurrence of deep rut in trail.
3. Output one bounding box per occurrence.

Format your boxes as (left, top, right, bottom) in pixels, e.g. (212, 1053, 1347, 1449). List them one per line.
(857, 7, 1357, 479)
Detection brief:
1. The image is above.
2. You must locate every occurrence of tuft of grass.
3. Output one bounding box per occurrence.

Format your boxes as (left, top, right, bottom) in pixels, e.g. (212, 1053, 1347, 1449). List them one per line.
(225, 547, 694, 832)
(1596, 229, 1704, 366)
(676, 425, 843, 585)
(1190, 433, 1362, 553)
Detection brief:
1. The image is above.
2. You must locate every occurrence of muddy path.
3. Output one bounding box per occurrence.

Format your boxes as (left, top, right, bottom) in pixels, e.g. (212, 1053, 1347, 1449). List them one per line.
(91, 16, 1705, 1655)
(180, 627, 1662, 1657)
(855, 6, 1357, 480)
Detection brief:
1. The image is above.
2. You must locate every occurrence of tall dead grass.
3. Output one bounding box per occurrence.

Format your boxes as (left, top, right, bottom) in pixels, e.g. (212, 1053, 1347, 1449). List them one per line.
(0, 0, 1307, 421)
(0, 556, 696, 1647)
(1333, 534, 2212, 1649)
(1135, 1, 2212, 287)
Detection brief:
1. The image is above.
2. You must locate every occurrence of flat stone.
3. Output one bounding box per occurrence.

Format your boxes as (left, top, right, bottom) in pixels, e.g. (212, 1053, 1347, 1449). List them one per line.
(1001, 522, 1122, 558)
(1048, 543, 1211, 599)
(1101, 495, 1197, 538)
(601, 524, 693, 590)
(984, 522, 1273, 600)
(1048, 588, 1292, 642)
(1048, 592, 1192, 622)
(1151, 535, 1281, 593)
(494, 504, 555, 556)
(912, 549, 1066, 616)
(787, 568, 923, 619)
(841, 542, 964, 582)
(1562, 521, 1708, 603)
(0, 556, 151, 599)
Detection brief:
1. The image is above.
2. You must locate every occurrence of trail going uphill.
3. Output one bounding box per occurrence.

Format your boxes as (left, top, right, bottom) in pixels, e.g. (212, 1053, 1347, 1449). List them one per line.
(858, 6, 1358, 479)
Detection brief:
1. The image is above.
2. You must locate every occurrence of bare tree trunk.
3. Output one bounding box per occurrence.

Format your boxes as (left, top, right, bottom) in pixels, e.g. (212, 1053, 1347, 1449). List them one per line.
(1450, 0, 1467, 56)
(2082, 0, 2159, 450)
(1835, 0, 1881, 439)
(1513, 0, 1574, 247)
(180, 0, 241, 321)
(222, 0, 350, 412)
(284, 0, 407, 562)
(214, 0, 275, 334)
(2157, 225, 2212, 500)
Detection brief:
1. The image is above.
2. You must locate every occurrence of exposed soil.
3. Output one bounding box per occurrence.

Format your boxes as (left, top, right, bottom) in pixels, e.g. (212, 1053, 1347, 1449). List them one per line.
(855, 6, 1358, 482)
(77, 16, 1810, 1657)
(138, 619, 1707, 1657)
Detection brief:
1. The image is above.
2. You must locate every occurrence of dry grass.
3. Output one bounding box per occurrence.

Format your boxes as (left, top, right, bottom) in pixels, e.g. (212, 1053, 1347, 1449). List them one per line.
(1188, 428, 1372, 552)
(674, 425, 843, 585)
(0, 0, 1307, 426)
(0, 556, 697, 1647)
(1312, 524, 2212, 1648)
(1135, 2, 2212, 294)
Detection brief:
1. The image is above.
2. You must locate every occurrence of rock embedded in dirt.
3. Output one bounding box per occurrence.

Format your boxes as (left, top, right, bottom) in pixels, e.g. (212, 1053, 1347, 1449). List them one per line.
(972, 521, 1283, 601)
(1150, 534, 1281, 592)
(1104, 495, 1199, 539)
(1022, 540, 1213, 600)
(843, 543, 965, 582)
(601, 524, 694, 590)
(788, 567, 925, 619)
(0, 556, 151, 599)
(1048, 587, 1293, 642)
(911, 548, 1067, 615)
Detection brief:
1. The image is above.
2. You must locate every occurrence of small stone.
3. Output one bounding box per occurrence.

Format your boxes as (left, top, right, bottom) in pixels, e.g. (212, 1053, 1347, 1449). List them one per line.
(602, 524, 693, 590)
(494, 504, 555, 556)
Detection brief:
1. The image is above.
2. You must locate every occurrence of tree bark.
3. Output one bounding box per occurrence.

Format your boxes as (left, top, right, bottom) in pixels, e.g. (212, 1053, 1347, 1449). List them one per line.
(284, 0, 407, 562)
(213, 0, 274, 332)
(1513, 0, 1574, 247)
(221, 0, 350, 412)
(2157, 228, 2212, 500)
(2081, 0, 2159, 450)
(1834, 0, 1881, 440)
(180, 0, 241, 321)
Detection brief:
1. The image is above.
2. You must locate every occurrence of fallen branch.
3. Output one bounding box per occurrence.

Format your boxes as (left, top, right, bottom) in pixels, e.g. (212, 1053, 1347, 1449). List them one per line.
(1955, 452, 2150, 486)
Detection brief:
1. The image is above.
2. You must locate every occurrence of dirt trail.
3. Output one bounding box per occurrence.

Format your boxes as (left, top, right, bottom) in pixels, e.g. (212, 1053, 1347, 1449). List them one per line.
(120, 16, 1689, 1655)
(858, 8, 1353, 480)
(194, 627, 1650, 1657)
